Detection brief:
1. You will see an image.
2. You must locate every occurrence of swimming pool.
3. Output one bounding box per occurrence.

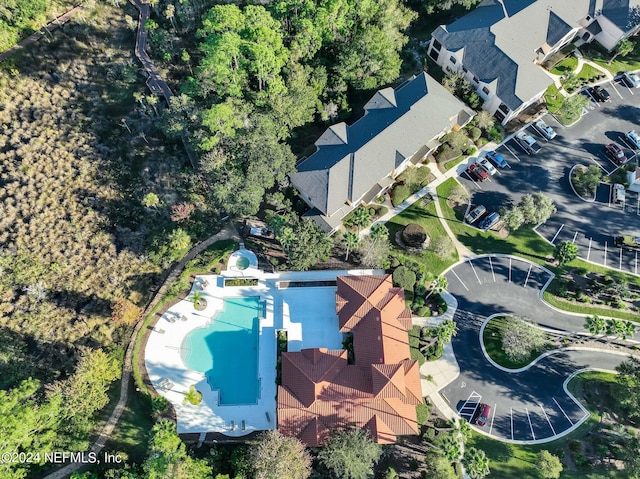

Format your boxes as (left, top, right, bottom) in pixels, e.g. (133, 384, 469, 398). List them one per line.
(181, 297, 261, 405)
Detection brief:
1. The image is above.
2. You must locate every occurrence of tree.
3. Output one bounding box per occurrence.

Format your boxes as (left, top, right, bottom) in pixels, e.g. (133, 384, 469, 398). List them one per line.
(427, 275, 448, 299)
(609, 38, 634, 65)
(286, 219, 333, 271)
(393, 265, 417, 291)
(536, 450, 563, 479)
(432, 236, 455, 259)
(474, 110, 495, 131)
(463, 447, 490, 479)
(167, 228, 192, 259)
(501, 316, 546, 362)
(170, 202, 195, 222)
(584, 315, 606, 336)
(143, 192, 160, 208)
(318, 428, 382, 479)
(358, 236, 391, 268)
(554, 241, 578, 266)
(436, 318, 457, 344)
(248, 430, 311, 479)
(443, 130, 470, 151)
(559, 94, 589, 122)
(518, 193, 556, 225)
(424, 450, 457, 479)
(437, 432, 462, 462)
(448, 184, 470, 205)
(500, 206, 525, 231)
(192, 290, 204, 309)
(111, 297, 141, 325)
(200, 99, 244, 150)
(344, 207, 372, 233)
(617, 356, 640, 419)
(572, 165, 602, 196)
(341, 231, 359, 261)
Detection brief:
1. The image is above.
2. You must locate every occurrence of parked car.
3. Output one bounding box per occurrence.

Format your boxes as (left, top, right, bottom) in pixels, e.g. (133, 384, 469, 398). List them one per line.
(612, 184, 626, 204)
(475, 403, 492, 427)
(534, 120, 556, 140)
(479, 212, 500, 231)
(626, 130, 640, 149)
(465, 205, 486, 224)
(588, 85, 611, 102)
(467, 163, 488, 182)
(486, 150, 508, 168)
(514, 131, 541, 154)
(605, 143, 628, 164)
(477, 157, 497, 176)
(622, 71, 640, 88)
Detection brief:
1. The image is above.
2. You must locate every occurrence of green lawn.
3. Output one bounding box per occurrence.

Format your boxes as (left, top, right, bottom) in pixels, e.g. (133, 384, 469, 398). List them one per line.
(545, 84, 565, 114)
(443, 155, 466, 172)
(482, 316, 544, 369)
(576, 63, 604, 82)
(551, 57, 578, 75)
(387, 198, 459, 275)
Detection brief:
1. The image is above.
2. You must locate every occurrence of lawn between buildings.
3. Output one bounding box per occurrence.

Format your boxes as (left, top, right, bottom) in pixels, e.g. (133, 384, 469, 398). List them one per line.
(437, 178, 640, 321)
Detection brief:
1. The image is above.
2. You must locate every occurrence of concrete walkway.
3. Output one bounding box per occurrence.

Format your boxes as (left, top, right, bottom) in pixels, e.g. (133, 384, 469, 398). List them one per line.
(412, 292, 461, 422)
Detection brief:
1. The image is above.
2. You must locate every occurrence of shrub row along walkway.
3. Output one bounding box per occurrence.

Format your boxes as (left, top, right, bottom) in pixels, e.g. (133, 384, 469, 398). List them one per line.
(42, 223, 239, 479)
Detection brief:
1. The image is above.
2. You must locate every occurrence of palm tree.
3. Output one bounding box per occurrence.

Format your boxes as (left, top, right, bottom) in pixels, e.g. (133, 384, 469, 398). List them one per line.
(348, 206, 372, 233)
(621, 321, 636, 340)
(362, 224, 389, 262)
(463, 447, 490, 479)
(606, 319, 625, 340)
(341, 231, 359, 261)
(426, 276, 448, 299)
(192, 290, 203, 309)
(438, 434, 462, 463)
(436, 319, 457, 344)
(584, 315, 606, 336)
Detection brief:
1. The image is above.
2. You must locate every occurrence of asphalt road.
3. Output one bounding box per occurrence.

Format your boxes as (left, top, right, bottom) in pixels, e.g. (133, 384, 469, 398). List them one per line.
(442, 255, 630, 442)
(458, 79, 640, 274)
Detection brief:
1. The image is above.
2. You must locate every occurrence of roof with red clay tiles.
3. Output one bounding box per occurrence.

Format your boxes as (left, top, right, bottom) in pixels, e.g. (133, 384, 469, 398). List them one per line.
(277, 274, 421, 446)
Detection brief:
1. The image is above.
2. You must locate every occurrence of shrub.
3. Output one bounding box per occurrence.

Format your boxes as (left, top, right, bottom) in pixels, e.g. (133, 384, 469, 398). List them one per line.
(469, 127, 482, 141)
(393, 265, 417, 291)
(402, 223, 428, 247)
(391, 184, 411, 206)
(417, 306, 431, 317)
(436, 144, 462, 163)
(488, 126, 503, 142)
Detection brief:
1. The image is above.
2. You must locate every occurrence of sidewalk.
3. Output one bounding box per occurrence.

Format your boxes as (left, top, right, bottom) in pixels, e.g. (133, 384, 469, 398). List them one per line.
(412, 291, 460, 421)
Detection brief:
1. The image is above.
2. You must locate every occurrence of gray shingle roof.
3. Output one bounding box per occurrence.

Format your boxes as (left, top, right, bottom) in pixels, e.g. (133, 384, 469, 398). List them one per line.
(432, 1, 593, 111)
(291, 73, 472, 217)
(602, 0, 640, 31)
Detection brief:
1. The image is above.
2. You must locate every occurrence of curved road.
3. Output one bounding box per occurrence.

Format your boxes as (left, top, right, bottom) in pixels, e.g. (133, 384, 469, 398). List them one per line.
(441, 254, 632, 443)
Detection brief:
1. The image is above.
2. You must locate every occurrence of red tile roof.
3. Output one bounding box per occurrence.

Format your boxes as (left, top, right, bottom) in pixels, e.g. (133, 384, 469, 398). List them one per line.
(277, 274, 421, 446)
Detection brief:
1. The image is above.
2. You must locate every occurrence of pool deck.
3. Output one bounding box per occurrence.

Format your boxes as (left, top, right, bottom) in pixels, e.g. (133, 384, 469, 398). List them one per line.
(144, 263, 382, 437)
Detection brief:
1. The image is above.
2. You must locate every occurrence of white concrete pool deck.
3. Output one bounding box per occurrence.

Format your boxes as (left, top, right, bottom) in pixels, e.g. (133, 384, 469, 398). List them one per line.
(144, 263, 382, 437)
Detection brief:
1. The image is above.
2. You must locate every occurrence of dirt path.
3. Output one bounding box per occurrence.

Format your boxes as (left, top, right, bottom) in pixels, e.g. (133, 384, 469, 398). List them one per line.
(41, 223, 240, 479)
(0, 5, 85, 63)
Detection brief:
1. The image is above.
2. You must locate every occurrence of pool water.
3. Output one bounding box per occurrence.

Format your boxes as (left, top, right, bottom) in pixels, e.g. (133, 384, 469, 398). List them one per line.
(181, 297, 261, 405)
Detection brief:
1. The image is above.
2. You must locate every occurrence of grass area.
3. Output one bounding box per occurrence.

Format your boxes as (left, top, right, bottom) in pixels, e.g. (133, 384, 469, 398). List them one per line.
(584, 39, 640, 75)
(444, 155, 466, 171)
(576, 63, 604, 82)
(566, 370, 619, 401)
(544, 84, 565, 114)
(542, 291, 640, 321)
(437, 178, 554, 264)
(482, 316, 543, 369)
(387, 197, 459, 275)
(551, 57, 578, 75)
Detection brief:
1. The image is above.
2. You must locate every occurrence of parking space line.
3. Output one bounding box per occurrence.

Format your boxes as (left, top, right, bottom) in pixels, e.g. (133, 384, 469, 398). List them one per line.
(463, 171, 482, 190)
(489, 403, 497, 434)
(489, 256, 496, 282)
(540, 404, 556, 436)
(587, 238, 592, 260)
(636, 251, 638, 275)
(468, 260, 481, 284)
(526, 408, 535, 440)
(637, 195, 640, 215)
(550, 224, 564, 244)
(509, 257, 512, 283)
(523, 263, 532, 288)
(610, 80, 623, 99)
(604, 241, 608, 267)
(503, 144, 520, 162)
(510, 408, 514, 440)
(620, 248, 623, 270)
(590, 157, 610, 175)
(572, 231, 578, 244)
(553, 397, 573, 425)
(451, 270, 469, 291)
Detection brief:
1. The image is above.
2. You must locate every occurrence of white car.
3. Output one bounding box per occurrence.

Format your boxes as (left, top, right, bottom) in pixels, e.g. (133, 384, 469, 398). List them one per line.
(535, 120, 557, 140)
(622, 71, 640, 88)
(626, 130, 640, 149)
(477, 157, 497, 176)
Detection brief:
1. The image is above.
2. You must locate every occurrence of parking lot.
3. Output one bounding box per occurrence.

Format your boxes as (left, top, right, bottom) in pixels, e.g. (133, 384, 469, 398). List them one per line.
(441, 256, 630, 442)
(458, 77, 640, 274)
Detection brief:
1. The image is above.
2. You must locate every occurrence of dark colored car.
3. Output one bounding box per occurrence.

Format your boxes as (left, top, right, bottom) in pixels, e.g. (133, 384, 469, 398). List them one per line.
(467, 163, 488, 182)
(486, 150, 508, 168)
(588, 85, 611, 102)
(479, 212, 500, 231)
(475, 403, 492, 426)
(465, 205, 486, 224)
(605, 143, 628, 164)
